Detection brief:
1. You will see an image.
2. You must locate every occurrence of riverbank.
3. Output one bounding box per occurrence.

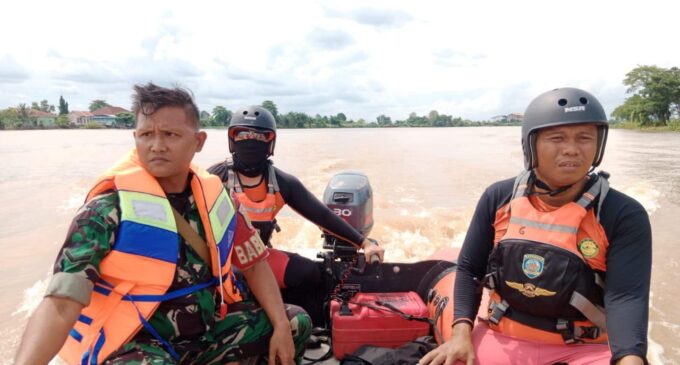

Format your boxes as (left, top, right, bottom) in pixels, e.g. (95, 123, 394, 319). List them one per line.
(610, 120, 680, 132)
(0, 122, 523, 131)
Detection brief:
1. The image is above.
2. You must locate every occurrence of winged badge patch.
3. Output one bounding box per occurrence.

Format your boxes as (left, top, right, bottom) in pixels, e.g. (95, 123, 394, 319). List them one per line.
(505, 281, 557, 298)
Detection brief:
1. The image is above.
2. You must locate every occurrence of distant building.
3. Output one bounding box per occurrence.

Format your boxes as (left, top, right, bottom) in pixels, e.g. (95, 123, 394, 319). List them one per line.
(507, 113, 524, 122)
(90, 106, 129, 127)
(28, 109, 56, 127)
(491, 115, 507, 122)
(68, 111, 94, 126)
(489, 113, 524, 123)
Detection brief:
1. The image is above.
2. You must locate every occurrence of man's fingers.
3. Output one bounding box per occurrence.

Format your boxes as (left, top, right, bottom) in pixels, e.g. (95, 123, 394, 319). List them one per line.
(419, 351, 434, 364)
(268, 348, 277, 365)
(282, 350, 294, 365)
(466, 352, 475, 365)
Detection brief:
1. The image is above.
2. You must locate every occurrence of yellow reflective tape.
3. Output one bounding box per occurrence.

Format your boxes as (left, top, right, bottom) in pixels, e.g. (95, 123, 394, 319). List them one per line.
(209, 189, 235, 242)
(119, 191, 176, 233)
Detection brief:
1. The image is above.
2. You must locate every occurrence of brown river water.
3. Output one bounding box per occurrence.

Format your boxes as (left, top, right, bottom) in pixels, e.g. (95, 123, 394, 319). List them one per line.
(0, 127, 678, 364)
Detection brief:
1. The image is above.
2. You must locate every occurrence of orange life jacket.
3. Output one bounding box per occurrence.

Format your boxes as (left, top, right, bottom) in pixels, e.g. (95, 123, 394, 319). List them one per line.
(59, 150, 241, 365)
(484, 171, 609, 344)
(225, 158, 285, 244)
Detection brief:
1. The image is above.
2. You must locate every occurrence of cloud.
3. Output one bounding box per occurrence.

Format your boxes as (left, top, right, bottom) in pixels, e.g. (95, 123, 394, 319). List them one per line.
(52, 57, 204, 87)
(330, 50, 370, 68)
(326, 7, 413, 28)
(1, 1, 679, 122)
(432, 49, 485, 68)
(307, 28, 355, 50)
(0, 55, 30, 83)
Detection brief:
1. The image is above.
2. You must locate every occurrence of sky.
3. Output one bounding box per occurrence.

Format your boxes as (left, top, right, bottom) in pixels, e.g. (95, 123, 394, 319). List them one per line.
(0, 0, 678, 121)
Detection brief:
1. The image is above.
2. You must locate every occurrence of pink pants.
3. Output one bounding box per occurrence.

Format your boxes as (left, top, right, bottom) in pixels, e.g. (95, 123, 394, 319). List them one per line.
(460, 323, 611, 365)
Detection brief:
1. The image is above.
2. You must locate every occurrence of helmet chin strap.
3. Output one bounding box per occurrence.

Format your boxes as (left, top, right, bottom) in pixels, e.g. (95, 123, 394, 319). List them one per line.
(532, 176, 575, 197)
(530, 169, 592, 197)
(530, 161, 598, 197)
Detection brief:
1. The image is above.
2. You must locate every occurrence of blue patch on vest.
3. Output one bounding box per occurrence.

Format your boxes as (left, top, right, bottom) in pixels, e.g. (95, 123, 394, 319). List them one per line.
(522, 254, 545, 279)
(115, 220, 179, 263)
(217, 217, 237, 265)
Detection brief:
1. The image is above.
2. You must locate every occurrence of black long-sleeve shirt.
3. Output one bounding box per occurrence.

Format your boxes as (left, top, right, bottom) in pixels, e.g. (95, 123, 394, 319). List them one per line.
(207, 161, 365, 246)
(454, 176, 651, 363)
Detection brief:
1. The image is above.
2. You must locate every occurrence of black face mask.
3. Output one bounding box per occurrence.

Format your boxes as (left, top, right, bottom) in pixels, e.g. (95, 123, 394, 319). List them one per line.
(232, 140, 271, 177)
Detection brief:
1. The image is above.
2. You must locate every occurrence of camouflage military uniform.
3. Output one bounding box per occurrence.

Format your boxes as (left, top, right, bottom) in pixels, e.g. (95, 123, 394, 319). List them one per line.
(47, 188, 311, 364)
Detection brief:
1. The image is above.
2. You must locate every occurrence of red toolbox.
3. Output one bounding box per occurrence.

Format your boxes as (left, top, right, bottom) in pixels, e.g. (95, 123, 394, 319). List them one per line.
(330, 291, 430, 359)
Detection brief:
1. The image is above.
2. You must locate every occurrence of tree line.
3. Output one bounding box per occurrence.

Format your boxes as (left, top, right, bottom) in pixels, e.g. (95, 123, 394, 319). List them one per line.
(612, 65, 680, 129)
(200, 100, 515, 129)
(5, 64, 676, 131)
(1, 93, 516, 130)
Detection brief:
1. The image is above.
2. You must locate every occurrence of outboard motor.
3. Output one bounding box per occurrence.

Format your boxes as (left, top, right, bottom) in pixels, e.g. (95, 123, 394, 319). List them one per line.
(321, 171, 374, 259)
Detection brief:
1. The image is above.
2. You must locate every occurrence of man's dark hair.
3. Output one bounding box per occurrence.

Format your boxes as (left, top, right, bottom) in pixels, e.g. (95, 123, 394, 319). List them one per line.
(131, 83, 200, 129)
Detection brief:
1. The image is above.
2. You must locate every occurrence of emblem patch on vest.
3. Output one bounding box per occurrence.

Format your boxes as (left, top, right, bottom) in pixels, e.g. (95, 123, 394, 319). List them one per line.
(505, 281, 557, 298)
(522, 254, 544, 279)
(578, 238, 599, 259)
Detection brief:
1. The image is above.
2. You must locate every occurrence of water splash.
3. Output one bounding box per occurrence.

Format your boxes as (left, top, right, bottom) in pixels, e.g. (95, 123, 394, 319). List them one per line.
(58, 192, 86, 212)
(619, 181, 662, 215)
(12, 276, 50, 318)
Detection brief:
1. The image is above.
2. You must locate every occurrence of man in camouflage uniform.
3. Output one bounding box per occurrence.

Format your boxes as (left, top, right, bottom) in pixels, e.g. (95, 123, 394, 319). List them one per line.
(15, 83, 311, 365)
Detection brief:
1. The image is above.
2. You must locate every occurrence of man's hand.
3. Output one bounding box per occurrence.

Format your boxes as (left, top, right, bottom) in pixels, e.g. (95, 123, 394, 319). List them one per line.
(268, 322, 296, 365)
(419, 322, 476, 365)
(362, 238, 384, 263)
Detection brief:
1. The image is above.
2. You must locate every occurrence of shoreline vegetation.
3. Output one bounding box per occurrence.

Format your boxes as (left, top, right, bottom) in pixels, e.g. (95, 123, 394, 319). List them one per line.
(610, 120, 680, 132)
(2, 65, 678, 132)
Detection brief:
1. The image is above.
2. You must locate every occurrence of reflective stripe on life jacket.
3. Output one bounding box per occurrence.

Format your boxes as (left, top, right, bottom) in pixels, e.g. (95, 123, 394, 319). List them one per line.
(224, 157, 285, 244)
(59, 149, 242, 365)
(485, 170, 610, 344)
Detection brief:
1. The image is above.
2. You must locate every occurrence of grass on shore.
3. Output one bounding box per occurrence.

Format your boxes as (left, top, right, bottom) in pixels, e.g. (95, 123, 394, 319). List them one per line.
(610, 119, 680, 132)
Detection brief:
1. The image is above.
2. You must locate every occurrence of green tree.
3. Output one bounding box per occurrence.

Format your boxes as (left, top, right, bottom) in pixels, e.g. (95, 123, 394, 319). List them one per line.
(281, 111, 311, 128)
(612, 95, 650, 125)
(89, 99, 110, 112)
(17, 103, 31, 126)
(406, 112, 428, 126)
(622, 65, 680, 125)
(376, 114, 392, 126)
(434, 114, 453, 127)
(212, 106, 232, 126)
(329, 113, 346, 126)
(58, 95, 69, 115)
(199, 110, 212, 127)
(31, 99, 55, 113)
(0, 108, 21, 129)
(427, 110, 439, 123)
(56, 114, 70, 128)
(115, 112, 135, 128)
(261, 100, 279, 119)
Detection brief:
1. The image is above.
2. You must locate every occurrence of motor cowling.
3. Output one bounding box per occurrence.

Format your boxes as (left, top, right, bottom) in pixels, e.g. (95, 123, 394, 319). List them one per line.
(322, 171, 374, 255)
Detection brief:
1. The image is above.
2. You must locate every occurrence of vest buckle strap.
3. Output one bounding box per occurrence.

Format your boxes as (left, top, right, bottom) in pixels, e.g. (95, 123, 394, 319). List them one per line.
(574, 325, 601, 340)
(482, 272, 496, 290)
(489, 299, 509, 325)
(556, 319, 578, 344)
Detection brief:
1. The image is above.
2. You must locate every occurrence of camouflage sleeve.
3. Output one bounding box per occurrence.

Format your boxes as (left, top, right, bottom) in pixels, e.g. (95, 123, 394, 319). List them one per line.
(45, 193, 120, 305)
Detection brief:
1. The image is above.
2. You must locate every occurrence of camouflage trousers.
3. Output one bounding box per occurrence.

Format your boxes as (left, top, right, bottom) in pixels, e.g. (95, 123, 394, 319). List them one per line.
(104, 302, 312, 365)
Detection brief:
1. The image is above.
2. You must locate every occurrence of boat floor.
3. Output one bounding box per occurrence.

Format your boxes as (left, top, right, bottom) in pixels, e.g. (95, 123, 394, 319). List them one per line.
(304, 344, 339, 364)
